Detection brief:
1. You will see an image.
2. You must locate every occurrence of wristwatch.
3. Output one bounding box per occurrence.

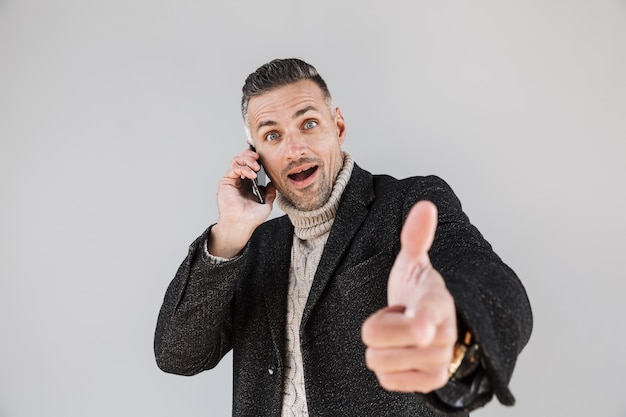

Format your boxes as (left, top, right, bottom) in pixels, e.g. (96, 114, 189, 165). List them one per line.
(448, 331, 480, 380)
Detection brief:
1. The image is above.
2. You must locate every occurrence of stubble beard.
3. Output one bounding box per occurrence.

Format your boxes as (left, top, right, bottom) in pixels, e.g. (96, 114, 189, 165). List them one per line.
(280, 154, 343, 211)
(283, 175, 332, 211)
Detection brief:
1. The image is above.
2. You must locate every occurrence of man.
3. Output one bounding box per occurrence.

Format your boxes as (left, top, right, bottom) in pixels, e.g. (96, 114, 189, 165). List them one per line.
(154, 58, 532, 416)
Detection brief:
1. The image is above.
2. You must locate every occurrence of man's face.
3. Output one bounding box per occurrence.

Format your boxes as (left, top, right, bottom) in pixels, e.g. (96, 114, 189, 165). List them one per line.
(247, 79, 346, 211)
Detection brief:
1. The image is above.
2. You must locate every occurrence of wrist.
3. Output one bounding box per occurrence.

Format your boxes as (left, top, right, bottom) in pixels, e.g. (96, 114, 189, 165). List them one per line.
(208, 222, 252, 258)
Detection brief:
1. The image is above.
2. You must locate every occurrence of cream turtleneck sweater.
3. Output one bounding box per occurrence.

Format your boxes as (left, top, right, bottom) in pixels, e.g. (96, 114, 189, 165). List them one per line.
(276, 153, 354, 417)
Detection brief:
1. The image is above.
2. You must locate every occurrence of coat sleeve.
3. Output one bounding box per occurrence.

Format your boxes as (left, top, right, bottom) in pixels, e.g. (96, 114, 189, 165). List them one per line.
(411, 176, 533, 415)
(153, 225, 245, 376)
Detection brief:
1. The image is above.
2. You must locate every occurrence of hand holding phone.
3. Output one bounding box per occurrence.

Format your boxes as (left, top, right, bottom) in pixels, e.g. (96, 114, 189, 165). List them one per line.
(248, 145, 266, 204)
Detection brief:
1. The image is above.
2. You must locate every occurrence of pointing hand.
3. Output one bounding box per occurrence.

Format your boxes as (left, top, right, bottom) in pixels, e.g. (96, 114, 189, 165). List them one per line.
(362, 201, 457, 392)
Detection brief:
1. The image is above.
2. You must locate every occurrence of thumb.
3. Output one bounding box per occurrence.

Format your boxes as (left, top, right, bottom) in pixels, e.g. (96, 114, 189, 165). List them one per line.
(401, 200, 438, 261)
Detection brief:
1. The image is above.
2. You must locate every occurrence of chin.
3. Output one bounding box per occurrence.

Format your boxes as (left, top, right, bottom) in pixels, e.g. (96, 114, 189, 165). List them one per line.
(282, 192, 319, 211)
(296, 192, 330, 211)
(283, 180, 332, 211)
(291, 198, 318, 211)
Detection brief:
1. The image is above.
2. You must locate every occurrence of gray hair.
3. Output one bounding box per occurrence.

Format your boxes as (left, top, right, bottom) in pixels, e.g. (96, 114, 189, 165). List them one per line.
(241, 58, 333, 141)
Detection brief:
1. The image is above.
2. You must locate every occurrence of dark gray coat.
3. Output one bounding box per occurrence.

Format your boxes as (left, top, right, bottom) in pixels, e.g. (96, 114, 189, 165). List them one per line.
(154, 164, 532, 416)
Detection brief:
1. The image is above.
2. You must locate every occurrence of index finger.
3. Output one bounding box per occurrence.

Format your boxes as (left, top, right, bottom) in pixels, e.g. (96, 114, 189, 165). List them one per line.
(228, 153, 261, 180)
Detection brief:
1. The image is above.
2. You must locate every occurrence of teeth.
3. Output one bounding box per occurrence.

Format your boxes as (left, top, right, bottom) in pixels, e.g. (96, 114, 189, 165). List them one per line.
(294, 167, 311, 174)
(288, 166, 316, 182)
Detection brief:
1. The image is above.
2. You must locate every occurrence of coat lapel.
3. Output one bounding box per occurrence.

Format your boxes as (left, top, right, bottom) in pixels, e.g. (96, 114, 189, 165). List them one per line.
(260, 217, 294, 362)
(300, 164, 375, 330)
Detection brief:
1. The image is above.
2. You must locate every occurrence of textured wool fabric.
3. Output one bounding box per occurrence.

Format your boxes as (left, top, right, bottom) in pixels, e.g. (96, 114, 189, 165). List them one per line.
(154, 163, 532, 417)
(278, 154, 353, 417)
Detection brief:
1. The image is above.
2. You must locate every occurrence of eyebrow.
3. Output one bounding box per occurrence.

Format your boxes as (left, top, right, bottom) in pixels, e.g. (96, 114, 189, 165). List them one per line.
(255, 105, 319, 132)
(293, 105, 317, 119)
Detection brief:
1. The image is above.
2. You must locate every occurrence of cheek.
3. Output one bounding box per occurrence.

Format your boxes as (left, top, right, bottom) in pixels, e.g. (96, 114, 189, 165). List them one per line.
(262, 160, 281, 184)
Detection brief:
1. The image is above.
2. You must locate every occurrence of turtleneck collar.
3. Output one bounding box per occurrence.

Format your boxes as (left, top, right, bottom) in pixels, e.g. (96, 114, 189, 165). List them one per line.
(277, 152, 354, 240)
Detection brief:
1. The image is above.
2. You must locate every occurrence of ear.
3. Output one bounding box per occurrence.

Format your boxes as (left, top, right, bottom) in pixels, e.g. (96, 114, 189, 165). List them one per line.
(245, 126, 255, 147)
(335, 107, 347, 145)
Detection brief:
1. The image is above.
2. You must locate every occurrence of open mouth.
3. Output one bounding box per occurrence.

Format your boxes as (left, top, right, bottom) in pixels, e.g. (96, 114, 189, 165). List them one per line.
(288, 166, 318, 182)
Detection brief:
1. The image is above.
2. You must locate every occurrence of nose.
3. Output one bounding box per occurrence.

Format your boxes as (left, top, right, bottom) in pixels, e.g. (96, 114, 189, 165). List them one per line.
(284, 130, 307, 160)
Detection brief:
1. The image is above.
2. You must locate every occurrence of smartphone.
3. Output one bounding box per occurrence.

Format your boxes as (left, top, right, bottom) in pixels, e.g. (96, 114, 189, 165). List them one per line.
(248, 144, 266, 204)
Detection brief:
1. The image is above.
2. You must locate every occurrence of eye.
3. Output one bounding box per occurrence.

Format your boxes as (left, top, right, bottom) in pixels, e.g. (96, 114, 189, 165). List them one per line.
(265, 131, 280, 141)
(303, 120, 318, 130)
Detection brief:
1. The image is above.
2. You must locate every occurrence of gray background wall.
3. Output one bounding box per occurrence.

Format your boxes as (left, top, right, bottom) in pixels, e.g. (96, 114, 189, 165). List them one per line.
(1, 0, 625, 416)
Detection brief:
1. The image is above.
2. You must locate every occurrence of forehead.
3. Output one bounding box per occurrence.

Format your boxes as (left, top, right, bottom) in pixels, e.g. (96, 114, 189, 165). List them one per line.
(247, 80, 328, 125)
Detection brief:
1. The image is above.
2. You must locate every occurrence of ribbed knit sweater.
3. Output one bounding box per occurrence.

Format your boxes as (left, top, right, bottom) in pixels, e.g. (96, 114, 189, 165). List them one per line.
(276, 153, 354, 417)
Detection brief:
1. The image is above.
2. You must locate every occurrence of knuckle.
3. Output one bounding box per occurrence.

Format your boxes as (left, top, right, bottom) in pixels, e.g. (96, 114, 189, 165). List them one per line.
(376, 373, 398, 391)
(431, 367, 449, 389)
(364, 349, 376, 369)
(360, 321, 372, 344)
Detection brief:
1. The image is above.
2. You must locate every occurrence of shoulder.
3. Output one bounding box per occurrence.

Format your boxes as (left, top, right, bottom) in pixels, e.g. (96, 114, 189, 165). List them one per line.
(352, 170, 465, 227)
(351, 163, 455, 199)
(347, 163, 463, 215)
(370, 172, 461, 206)
(373, 172, 452, 191)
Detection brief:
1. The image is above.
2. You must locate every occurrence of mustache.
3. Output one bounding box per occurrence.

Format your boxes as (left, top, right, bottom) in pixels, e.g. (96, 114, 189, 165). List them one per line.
(282, 157, 321, 176)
